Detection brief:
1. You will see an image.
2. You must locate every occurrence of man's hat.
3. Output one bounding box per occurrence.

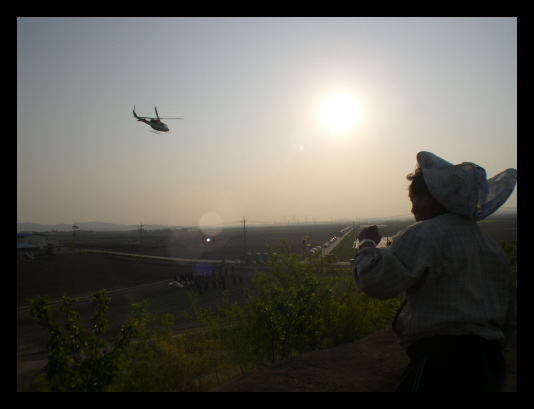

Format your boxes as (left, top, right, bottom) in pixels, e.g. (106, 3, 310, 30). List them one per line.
(417, 151, 517, 221)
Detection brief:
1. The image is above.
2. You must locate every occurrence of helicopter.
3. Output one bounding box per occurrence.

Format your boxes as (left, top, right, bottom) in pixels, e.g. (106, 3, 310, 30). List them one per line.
(133, 106, 183, 134)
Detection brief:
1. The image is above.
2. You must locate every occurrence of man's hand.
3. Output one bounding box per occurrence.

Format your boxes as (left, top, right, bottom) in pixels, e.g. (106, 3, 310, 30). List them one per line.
(358, 225, 382, 246)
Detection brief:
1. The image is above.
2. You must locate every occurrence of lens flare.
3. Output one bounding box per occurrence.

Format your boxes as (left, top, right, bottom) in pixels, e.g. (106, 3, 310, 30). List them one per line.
(199, 212, 223, 237)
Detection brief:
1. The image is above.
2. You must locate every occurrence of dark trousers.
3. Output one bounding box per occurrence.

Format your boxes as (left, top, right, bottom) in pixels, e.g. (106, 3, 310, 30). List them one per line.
(396, 335, 506, 392)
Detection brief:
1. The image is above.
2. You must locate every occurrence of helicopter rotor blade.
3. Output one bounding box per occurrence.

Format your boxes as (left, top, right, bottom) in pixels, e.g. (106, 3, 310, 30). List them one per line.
(154, 106, 160, 120)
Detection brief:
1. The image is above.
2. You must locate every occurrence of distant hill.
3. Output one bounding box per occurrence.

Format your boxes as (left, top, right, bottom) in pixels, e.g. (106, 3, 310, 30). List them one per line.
(16, 221, 164, 233)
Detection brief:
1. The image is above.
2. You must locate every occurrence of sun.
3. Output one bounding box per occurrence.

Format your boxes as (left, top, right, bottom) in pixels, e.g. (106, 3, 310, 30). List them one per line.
(319, 93, 361, 132)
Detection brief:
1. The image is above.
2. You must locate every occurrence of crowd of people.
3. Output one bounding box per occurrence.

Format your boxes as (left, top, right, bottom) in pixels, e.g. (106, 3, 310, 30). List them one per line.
(172, 267, 243, 294)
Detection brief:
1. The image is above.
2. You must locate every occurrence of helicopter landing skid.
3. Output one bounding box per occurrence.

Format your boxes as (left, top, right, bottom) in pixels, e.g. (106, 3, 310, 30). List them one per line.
(149, 129, 162, 135)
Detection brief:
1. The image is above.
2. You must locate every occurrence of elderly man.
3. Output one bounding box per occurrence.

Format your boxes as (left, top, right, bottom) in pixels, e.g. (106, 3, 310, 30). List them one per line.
(354, 152, 517, 392)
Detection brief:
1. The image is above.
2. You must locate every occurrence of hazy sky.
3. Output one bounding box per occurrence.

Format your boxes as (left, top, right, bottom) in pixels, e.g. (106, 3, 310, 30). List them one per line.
(17, 17, 517, 227)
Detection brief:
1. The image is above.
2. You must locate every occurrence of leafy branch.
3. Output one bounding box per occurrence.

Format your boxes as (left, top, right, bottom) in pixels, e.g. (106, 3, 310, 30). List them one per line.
(29, 290, 148, 392)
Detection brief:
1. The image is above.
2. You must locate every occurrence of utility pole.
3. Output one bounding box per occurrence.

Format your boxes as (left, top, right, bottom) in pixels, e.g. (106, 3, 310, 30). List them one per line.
(72, 224, 78, 247)
(241, 216, 247, 261)
(139, 221, 143, 254)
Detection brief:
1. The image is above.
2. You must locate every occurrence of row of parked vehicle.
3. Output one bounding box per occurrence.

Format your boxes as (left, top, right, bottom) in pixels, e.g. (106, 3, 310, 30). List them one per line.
(323, 236, 338, 248)
(308, 226, 354, 255)
(338, 226, 353, 236)
(309, 234, 341, 254)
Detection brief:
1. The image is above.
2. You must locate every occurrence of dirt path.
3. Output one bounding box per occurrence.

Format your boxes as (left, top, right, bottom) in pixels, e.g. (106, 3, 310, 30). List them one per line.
(210, 328, 517, 392)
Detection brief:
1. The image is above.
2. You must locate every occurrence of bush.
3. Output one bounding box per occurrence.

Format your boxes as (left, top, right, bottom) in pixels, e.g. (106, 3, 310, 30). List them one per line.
(110, 330, 237, 392)
(188, 240, 401, 372)
(28, 239, 403, 390)
(28, 290, 146, 392)
(28, 291, 238, 392)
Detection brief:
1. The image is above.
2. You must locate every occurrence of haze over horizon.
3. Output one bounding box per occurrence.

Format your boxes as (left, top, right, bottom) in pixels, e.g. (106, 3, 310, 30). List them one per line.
(18, 18, 517, 228)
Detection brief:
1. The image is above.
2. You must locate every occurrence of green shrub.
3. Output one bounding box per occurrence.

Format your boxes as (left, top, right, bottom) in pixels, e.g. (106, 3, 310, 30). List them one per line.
(110, 330, 236, 392)
(188, 240, 401, 372)
(28, 290, 146, 392)
(28, 238, 405, 390)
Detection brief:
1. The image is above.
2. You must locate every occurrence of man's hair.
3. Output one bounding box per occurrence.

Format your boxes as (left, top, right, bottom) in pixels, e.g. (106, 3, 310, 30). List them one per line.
(406, 166, 429, 196)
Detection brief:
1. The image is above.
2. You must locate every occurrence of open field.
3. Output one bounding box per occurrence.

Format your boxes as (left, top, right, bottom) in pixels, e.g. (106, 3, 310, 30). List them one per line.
(17, 253, 268, 363)
(476, 213, 517, 242)
(19, 223, 356, 364)
(53, 222, 355, 261)
(17, 214, 516, 365)
(44, 213, 516, 262)
(331, 213, 517, 262)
